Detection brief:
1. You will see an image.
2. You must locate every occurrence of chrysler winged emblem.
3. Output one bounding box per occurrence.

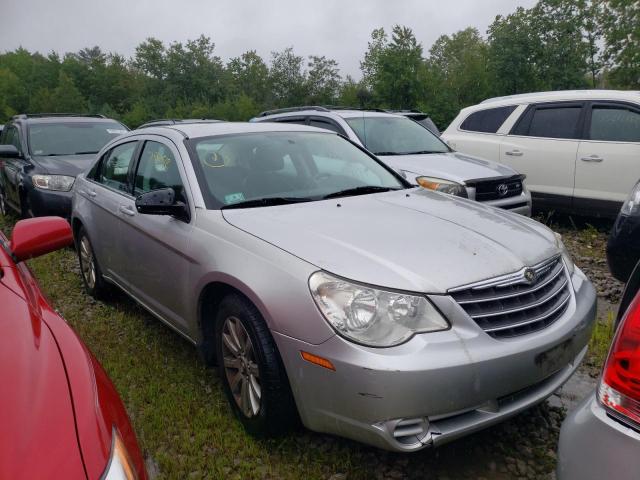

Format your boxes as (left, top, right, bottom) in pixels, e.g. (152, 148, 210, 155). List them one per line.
(524, 268, 536, 283)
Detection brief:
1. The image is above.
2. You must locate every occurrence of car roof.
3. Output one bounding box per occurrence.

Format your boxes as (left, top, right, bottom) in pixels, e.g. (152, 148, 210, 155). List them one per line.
(137, 121, 334, 139)
(137, 118, 222, 129)
(480, 89, 640, 106)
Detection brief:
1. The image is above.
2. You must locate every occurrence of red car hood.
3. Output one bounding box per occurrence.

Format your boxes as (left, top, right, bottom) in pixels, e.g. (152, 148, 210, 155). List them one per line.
(0, 276, 86, 478)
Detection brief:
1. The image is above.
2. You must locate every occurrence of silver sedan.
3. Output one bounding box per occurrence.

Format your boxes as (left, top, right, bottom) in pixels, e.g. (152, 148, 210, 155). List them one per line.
(71, 122, 596, 451)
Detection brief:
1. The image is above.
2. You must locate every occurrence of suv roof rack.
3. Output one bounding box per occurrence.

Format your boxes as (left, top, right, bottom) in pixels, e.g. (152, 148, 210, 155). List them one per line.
(137, 118, 222, 129)
(387, 109, 425, 114)
(257, 105, 391, 117)
(257, 106, 331, 117)
(12, 113, 108, 120)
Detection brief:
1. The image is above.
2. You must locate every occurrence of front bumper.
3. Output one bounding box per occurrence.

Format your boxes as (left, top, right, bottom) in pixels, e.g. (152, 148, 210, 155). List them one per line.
(557, 394, 640, 480)
(27, 187, 73, 219)
(275, 267, 596, 451)
(477, 190, 532, 216)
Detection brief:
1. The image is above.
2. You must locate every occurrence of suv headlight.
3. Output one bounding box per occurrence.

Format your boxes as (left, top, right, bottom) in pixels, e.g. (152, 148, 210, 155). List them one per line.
(416, 176, 467, 197)
(32, 174, 75, 192)
(103, 429, 139, 479)
(555, 233, 575, 276)
(309, 271, 449, 347)
(621, 181, 640, 216)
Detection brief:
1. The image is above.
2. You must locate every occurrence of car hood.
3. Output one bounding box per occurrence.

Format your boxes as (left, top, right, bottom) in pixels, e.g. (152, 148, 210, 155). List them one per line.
(33, 154, 96, 177)
(0, 279, 86, 478)
(378, 151, 517, 184)
(222, 188, 558, 293)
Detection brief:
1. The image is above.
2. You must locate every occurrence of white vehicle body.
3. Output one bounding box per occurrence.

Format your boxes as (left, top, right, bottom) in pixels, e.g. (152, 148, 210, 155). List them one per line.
(442, 90, 640, 216)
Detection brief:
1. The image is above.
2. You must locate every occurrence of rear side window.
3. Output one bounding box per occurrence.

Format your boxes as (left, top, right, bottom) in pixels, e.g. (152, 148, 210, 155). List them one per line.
(512, 105, 583, 139)
(589, 106, 640, 142)
(460, 106, 516, 133)
(98, 142, 137, 193)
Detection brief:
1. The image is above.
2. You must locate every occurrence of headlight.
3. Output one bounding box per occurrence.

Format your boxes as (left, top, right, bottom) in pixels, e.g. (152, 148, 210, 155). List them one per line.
(555, 232, 575, 277)
(309, 271, 449, 347)
(416, 176, 467, 197)
(621, 181, 640, 216)
(103, 429, 139, 480)
(32, 174, 75, 192)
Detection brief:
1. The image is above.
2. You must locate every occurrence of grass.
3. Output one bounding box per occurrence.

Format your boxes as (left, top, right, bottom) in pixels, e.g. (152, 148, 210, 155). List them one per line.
(588, 310, 616, 369)
(0, 212, 619, 479)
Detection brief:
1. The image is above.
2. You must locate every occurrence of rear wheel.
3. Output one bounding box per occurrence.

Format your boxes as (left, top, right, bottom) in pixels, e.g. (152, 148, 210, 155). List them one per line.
(215, 293, 298, 436)
(19, 191, 33, 219)
(77, 226, 111, 299)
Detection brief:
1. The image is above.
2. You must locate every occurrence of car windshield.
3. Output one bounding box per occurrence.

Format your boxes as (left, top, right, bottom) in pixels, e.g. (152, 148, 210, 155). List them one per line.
(187, 132, 407, 209)
(345, 116, 449, 155)
(28, 121, 127, 156)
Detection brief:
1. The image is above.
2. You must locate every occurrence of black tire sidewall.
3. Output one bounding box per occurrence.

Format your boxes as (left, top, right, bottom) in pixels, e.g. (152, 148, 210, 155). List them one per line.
(214, 294, 296, 436)
(76, 226, 107, 299)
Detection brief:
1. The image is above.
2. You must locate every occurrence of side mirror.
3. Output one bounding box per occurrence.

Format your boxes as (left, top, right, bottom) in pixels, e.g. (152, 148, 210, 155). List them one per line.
(135, 188, 190, 221)
(10, 217, 73, 262)
(0, 144, 21, 158)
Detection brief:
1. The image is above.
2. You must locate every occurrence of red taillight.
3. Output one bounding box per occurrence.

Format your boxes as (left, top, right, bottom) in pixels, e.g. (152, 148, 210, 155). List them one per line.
(598, 293, 640, 427)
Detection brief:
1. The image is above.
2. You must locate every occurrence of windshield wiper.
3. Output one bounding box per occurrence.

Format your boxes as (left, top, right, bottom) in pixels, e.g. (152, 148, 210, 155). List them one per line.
(221, 197, 313, 209)
(74, 150, 99, 155)
(396, 150, 446, 155)
(323, 186, 402, 200)
(372, 151, 399, 156)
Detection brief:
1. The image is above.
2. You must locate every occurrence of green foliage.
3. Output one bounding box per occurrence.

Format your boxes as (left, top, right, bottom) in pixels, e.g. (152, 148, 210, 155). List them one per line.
(601, 0, 640, 88)
(0, 1, 636, 129)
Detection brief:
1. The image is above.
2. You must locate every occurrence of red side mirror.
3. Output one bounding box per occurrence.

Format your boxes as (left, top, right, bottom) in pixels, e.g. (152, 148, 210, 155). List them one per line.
(10, 217, 73, 262)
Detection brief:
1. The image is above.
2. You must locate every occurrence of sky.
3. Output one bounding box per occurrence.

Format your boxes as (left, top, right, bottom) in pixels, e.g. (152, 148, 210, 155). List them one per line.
(0, 0, 537, 78)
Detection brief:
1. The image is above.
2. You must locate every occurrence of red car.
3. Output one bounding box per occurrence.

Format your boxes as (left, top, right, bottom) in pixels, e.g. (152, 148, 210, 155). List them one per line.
(0, 217, 147, 479)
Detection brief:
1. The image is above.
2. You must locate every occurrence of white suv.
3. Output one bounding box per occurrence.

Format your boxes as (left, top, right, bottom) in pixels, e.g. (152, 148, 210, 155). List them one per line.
(442, 90, 640, 217)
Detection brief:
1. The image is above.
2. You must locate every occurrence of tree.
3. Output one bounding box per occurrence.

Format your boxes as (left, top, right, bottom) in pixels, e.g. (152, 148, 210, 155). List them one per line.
(269, 47, 308, 106)
(360, 26, 424, 108)
(227, 50, 271, 103)
(52, 71, 87, 112)
(600, 0, 640, 88)
(306, 55, 341, 104)
(426, 28, 490, 126)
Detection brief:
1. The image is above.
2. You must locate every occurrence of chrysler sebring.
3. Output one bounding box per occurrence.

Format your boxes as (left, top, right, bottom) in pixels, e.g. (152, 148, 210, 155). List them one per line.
(71, 122, 596, 451)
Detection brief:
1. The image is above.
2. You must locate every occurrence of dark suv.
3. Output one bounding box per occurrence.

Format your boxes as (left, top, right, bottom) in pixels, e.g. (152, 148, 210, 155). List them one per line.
(0, 114, 128, 218)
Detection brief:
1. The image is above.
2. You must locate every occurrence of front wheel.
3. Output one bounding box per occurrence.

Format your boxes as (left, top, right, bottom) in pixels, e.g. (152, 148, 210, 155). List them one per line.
(215, 293, 298, 436)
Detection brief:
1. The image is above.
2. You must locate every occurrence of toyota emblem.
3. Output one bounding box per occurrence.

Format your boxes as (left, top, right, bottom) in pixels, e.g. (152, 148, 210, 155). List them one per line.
(497, 184, 509, 197)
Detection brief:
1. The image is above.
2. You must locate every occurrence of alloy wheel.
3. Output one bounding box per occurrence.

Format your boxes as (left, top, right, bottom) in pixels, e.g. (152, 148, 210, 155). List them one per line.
(79, 236, 96, 290)
(221, 316, 261, 418)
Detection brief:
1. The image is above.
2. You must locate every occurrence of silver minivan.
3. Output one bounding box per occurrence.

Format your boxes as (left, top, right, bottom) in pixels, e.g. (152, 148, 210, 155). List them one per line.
(72, 122, 595, 451)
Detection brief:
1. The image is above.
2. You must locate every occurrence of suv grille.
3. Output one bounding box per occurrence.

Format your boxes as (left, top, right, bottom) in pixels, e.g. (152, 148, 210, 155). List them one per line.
(449, 256, 571, 339)
(472, 176, 523, 202)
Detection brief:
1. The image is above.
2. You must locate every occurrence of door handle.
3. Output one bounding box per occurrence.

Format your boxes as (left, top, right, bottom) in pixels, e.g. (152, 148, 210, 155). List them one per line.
(86, 190, 97, 197)
(119, 205, 136, 216)
(580, 155, 604, 163)
(505, 150, 523, 157)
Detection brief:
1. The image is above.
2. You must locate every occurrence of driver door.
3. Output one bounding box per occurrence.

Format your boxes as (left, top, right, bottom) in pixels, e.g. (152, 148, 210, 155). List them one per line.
(118, 137, 194, 334)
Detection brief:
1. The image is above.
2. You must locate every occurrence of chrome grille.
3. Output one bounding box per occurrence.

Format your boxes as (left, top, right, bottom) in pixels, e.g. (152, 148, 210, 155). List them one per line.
(449, 256, 571, 339)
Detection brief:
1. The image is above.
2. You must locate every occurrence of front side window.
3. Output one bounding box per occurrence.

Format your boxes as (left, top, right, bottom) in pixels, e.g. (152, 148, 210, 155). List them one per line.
(460, 106, 516, 133)
(4, 126, 22, 154)
(513, 105, 582, 139)
(589, 106, 640, 142)
(345, 116, 449, 155)
(98, 142, 137, 193)
(134, 141, 186, 201)
(309, 118, 344, 135)
(187, 132, 405, 209)
(28, 121, 127, 156)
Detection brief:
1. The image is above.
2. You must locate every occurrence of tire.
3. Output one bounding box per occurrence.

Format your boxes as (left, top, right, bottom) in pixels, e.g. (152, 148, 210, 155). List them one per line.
(215, 293, 298, 436)
(0, 188, 7, 217)
(76, 226, 111, 299)
(19, 191, 33, 219)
